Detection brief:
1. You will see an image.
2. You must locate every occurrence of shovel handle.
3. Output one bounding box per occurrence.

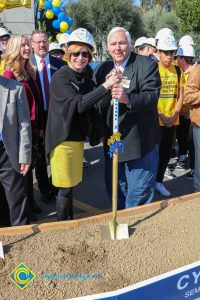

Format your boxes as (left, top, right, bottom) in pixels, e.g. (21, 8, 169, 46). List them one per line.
(112, 149, 118, 221)
(112, 98, 119, 221)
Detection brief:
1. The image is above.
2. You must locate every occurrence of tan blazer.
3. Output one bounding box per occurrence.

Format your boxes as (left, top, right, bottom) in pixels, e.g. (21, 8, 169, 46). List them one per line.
(0, 76, 32, 172)
(184, 65, 200, 128)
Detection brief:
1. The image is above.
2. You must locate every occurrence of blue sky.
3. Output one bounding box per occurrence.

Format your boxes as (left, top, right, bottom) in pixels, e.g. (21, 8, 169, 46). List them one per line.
(133, 0, 141, 5)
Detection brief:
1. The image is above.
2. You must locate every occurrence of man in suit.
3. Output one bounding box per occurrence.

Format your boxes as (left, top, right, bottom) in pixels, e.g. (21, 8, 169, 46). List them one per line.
(0, 76, 32, 227)
(31, 30, 65, 203)
(94, 27, 161, 209)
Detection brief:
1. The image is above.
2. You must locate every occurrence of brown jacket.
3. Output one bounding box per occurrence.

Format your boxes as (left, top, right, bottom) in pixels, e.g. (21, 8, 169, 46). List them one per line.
(184, 65, 200, 127)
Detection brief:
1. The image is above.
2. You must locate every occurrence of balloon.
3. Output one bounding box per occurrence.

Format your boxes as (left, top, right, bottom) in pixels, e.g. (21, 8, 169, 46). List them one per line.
(66, 29, 72, 35)
(52, 19, 61, 29)
(58, 12, 66, 21)
(44, 1, 52, 10)
(56, 33, 62, 41)
(4, 0, 21, 8)
(38, 0, 45, 10)
(60, 21, 68, 33)
(0, 2, 5, 12)
(22, 0, 31, 7)
(52, 6, 61, 16)
(46, 10, 54, 19)
(52, 0, 60, 6)
(66, 17, 73, 27)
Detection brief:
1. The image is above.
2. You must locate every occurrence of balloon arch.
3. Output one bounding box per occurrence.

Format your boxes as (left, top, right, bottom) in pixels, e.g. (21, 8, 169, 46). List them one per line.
(39, 0, 73, 40)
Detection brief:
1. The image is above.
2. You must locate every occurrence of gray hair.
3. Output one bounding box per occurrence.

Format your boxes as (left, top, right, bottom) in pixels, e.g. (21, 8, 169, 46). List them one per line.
(107, 27, 132, 47)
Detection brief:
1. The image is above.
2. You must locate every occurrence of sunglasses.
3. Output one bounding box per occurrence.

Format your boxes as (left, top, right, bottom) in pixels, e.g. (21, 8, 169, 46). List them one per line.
(71, 51, 90, 58)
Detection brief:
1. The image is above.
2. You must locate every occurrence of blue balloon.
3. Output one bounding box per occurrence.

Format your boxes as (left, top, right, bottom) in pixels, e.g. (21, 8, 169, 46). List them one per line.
(52, 19, 61, 29)
(44, 1, 53, 10)
(58, 12, 66, 21)
(66, 29, 72, 34)
(52, 6, 61, 16)
(66, 17, 74, 27)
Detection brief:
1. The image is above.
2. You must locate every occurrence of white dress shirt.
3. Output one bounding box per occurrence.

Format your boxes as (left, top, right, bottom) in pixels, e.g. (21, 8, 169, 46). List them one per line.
(35, 54, 51, 111)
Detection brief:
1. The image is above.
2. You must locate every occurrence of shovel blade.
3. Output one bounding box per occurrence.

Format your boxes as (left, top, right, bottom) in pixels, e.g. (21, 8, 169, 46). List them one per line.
(0, 241, 4, 259)
(101, 221, 129, 240)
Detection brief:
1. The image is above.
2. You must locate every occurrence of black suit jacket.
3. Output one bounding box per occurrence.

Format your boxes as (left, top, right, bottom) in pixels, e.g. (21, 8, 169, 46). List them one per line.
(31, 54, 66, 111)
(94, 52, 161, 162)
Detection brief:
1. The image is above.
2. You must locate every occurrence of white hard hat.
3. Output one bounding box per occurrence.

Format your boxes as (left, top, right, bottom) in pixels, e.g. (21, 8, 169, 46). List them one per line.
(134, 37, 147, 48)
(49, 42, 64, 53)
(157, 36, 178, 51)
(58, 33, 69, 46)
(179, 35, 195, 46)
(155, 28, 174, 40)
(176, 45, 196, 58)
(146, 38, 156, 48)
(0, 27, 10, 38)
(66, 28, 95, 50)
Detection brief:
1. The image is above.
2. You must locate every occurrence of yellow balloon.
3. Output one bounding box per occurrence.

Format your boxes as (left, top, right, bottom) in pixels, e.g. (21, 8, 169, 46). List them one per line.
(52, 0, 60, 6)
(56, 33, 62, 41)
(60, 21, 68, 33)
(46, 10, 54, 19)
(38, 0, 45, 10)
(4, 0, 21, 8)
(21, 0, 31, 7)
(0, 2, 5, 11)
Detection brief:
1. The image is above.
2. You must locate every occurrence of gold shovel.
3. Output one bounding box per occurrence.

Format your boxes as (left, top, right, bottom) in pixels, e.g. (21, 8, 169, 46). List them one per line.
(101, 99, 129, 240)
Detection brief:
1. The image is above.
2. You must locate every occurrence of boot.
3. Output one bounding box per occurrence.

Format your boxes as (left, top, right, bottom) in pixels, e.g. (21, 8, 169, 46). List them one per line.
(56, 196, 73, 221)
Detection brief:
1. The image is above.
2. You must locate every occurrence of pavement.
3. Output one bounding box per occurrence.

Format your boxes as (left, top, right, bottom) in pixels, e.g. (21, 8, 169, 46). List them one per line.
(33, 142, 194, 223)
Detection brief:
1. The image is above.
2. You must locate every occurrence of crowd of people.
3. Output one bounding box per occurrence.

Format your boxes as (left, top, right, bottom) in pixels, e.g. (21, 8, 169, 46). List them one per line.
(0, 24, 199, 227)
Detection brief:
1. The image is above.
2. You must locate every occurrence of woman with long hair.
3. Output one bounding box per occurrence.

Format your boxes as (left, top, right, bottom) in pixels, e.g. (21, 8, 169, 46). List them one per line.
(3, 34, 44, 220)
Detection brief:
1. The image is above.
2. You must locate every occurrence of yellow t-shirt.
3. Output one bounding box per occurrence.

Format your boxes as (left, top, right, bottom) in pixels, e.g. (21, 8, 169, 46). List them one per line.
(158, 64, 185, 126)
(180, 72, 189, 116)
(0, 59, 6, 75)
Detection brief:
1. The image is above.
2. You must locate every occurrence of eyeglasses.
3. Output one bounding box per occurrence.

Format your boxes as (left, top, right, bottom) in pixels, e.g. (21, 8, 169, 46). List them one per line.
(71, 51, 90, 58)
(32, 40, 48, 46)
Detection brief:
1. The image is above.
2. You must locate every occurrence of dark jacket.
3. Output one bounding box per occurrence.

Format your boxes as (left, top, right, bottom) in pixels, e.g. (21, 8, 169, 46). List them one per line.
(31, 54, 66, 110)
(94, 52, 161, 162)
(45, 65, 109, 158)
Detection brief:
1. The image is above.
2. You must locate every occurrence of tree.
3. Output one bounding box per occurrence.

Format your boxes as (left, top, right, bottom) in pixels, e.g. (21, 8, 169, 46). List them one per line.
(140, 0, 176, 11)
(153, 0, 174, 10)
(142, 4, 180, 37)
(66, 0, 144, 59)
(141, 0, 152, 10)
(177, 0, 200, 33)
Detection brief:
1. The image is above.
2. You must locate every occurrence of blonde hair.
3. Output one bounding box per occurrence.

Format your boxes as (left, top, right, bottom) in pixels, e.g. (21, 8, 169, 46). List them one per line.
(65, 42, 93, 63)
(4, 35, 36, 81)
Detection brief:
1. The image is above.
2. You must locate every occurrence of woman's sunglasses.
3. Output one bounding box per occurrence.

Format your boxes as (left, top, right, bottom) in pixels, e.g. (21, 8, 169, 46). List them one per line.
(71, 51, 90, 58)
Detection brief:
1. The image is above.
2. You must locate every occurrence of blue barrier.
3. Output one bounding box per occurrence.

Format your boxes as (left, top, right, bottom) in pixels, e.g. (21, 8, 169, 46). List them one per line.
(69, 261, 200, 300)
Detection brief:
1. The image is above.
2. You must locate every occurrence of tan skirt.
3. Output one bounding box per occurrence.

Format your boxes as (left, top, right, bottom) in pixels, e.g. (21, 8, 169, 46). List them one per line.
(50, 141, 84, 188)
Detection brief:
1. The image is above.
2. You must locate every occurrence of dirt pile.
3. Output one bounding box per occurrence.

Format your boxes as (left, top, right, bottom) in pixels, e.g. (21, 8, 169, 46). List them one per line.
(0, 198, 200, 300)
